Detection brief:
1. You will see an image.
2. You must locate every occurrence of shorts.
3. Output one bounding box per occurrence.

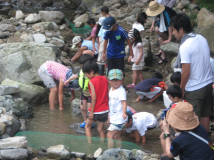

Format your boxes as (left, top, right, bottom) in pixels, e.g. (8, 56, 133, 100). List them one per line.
(87, 112, 108, 122)
(107, 57, 125, 77)
(136, 87, 161, 99)
(94, 54, 98, 59)
(184, 83, 213, 118)
(38, 63, 56, 88)
(132, 61, 145, 70)
(108, 123, 126, 131)
(80, 94, 91, 103)
(97, 40, 106, 65)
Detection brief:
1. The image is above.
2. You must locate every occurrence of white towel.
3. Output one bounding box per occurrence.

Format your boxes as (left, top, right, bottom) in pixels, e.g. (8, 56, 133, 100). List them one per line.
(159, 13, 167, 33)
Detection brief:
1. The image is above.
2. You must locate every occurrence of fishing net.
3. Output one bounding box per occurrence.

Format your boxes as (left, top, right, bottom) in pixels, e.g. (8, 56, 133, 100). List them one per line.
(16, 131, 141, 154)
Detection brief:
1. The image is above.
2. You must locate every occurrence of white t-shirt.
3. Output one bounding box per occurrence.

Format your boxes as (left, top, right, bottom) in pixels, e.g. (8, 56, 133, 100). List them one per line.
(180, 34, 213, 91)
(109, 85, 127, 124)
(132, 22, 144, 35)
(126, 112, 157, 136)
(131, 42, 144, 62)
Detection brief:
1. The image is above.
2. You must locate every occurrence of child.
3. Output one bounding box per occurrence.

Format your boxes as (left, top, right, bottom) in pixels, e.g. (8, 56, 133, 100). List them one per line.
(107, 69, 127, 148)
(125, 112, 157, 145)
(38, 61, 79, 110)
(82, 60, 109, 143)
(65, 54, 94, 128)
(101, 6, 111, 17)
(134, 72, 168, 102)
(132, 12, 147, 36)
(127, 29, 144, 88)
(170, 71, 181, 86)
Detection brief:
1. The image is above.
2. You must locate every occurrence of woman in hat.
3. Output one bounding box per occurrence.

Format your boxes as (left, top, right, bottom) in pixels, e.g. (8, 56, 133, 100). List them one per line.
(146, 1, 176, 65)
(161, 102, 214, 160)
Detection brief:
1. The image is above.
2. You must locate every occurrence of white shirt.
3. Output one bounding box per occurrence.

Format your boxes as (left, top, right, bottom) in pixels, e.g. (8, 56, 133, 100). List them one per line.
(109, 85, 127, 124)
(131, 42, 144, 62)
(132, 22, 144, 35)
(180, 34, 213, 91)
(126, 112, 157, 136)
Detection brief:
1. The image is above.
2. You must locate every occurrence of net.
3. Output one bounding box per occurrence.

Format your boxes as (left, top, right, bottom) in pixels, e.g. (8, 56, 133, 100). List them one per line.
(65, 18, 92, 34)
(16, 131, 141, 154)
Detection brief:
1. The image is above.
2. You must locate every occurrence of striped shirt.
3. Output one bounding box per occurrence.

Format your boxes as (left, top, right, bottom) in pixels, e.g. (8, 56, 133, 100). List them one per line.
(45, 61, 69, 81)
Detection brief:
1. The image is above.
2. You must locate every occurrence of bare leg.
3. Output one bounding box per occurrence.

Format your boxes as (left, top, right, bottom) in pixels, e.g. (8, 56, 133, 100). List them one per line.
(133, 96, 141, 102)
(80, 100, 88, 122)
(49, 87, 58, 110)
(160, 132, 167, 156)
(137, 70, 144, 82)
(70, 90, 75, 102)
(114, 131, 122, 148)
(97, 121, 105, 142)
(132, 70, 138, 85)
(200, 117, 210, 132)
(107, 130, 120, 148)
(134, 130, 141, 142)
(85, 118, 94, 143)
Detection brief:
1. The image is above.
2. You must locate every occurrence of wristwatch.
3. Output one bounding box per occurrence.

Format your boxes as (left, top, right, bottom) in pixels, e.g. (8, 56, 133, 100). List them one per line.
(163, 133, 170, 139)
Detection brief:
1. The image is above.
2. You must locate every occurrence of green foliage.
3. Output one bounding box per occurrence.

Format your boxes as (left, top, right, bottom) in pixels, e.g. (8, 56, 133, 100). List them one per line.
(196, 0, 214, 12)
(189, 12, 198, 28)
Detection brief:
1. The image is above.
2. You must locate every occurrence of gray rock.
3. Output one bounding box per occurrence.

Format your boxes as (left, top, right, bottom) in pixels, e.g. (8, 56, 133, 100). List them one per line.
(189, 4, 199, 10)
(109, 10, 124, 20)
(160, 42, 179, 55)
(73, 13, 89, 23)
(171, 57, 177, 70)
(177, 3, 184, 10)
(39, 11, 65, 24)
(97, 148, 132, 160)
(197, 8, 214, 29)
(131, 8, 142, 15)
(126, 0, 138, 4)
(0, 122, 6, 135)
(0, 148, 28, 159)
(0, 136, 28, 149)
(32, 22, 54, 31)
(75, 22, 85, 28)
(0, 32, 10, 39)
(21, 34, 35, 42)
(71, 152, 86, 159)
(142, 38, 153, 66)
(112, 4, 121, 9)
(48, 37, 65, 49)
(60, 24, 66, 30)
(0, 134, 10, 139)
(25, 13, 41, 23)
(72, 66, 81, 74)
(15, 10, 25, 20)
(0, 85, 19, 96)
(0, 114, 13, 126)
(0, 95, 33, 119)
(133, 2, 145, 8)
(0, 24, 15, 32)
(0, 42, 60, 84)
(78, 0, 104, 11)
(72, 99, 81, 115)
(5, 117, 21, 136)
(1, 79, 48, 104)
(60, 57, 73, 66)
(33, 34, 46, 43)
(181, 0, 190, 5)
(47, 145, 71, 159)
(94, 148, 102, 158)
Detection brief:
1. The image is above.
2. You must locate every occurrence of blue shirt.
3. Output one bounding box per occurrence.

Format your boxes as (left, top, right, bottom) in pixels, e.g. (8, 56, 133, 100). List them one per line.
(104, 24, 128, 59)
(81, 40, 98, 51)
(135, 78, 163, 92)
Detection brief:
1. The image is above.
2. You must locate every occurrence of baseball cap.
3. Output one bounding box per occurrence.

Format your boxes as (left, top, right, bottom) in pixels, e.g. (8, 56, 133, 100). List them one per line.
(108, 69, 123, 80)
(102, 17, 116, 30)
(72, 36, 82, 49)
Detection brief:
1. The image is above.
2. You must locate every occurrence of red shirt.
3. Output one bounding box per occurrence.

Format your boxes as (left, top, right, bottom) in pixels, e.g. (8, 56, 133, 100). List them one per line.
(88, 76, 109, 113)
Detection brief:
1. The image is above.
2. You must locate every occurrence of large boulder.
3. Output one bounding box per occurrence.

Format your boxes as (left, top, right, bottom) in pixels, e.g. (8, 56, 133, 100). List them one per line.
(0, 85, 19, 96)
(97, 148, 132, 159)
(160, 42, 179, 55)
(0, 149, 28, 159)
(73, 13, 88, 23)
(5, 117, 21, 136)
(0, 95, 33, 119)
(142, 38, 153, 66)
(0, 136, 28, 149)
(32, 22, 55, 31)
(25, 13, 41, 23)
(39, 11, 65, 25)
(0, 42, 61, 84)
(1, 79, 48, 104)
(47, 145, 71, 159)
(197, 8, 214, 29)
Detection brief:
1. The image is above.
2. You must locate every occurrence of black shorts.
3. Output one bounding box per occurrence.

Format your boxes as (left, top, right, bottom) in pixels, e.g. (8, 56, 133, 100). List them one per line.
(107, 57, 125, 77)
(87, 112, 108, 122)
(80, 94, 91, 103)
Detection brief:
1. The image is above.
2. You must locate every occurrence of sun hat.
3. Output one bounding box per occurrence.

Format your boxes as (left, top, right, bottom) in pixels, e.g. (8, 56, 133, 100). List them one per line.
(98, 17, 105, 25)
(71, 36, 82, 49)
(166, 102, 199, 131)
(146, 1, 165, 17)
(108, 69, 123, 80)
(102, 17, 116, 30)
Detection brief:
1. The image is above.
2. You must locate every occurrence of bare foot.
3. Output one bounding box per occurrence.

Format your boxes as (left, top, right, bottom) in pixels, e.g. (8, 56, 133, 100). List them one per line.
(161, 153, 167, 157)
(70, 97, 74, 103)
(50, 107, 56, 110)
(59, 107, 64, 111)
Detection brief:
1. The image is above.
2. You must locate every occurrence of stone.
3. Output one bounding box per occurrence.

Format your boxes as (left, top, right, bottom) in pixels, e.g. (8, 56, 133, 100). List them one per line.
(112, 4, 121, 9)
(5, 117, 21, 136)
(71, 152, 86, 159)
(75, 22, 85, 28)
(126, 0, 138, 4)
(133, 2, 145, 8)
(181, 0, 190, 5)
(19, 119, 27, 131)
(0, 85, 19, 96)
(47, 145, 71, 159)
(0, 32, 10, 39)
(72, 99, 81, 115)
(32, 22, 54, 31)
(94, 148, 102, 158)
(189, 4, 199, 10)
(0, 42, 60, 84)
(60, 57, 73, 66)
(48, 37, 65, 49)
(60, 24, 66, 30)
(109, 10, 124, 20)
(0, 134, 10, 139)
(72, 66, 81, 74)
(0, 122, 6, 135)
(0, 149, 28, 159)
(97, 148, 132, 160)
(73, 13, 89, 23)
(0, 114, 13, 126)
(171, 57, 177, 70)
(39, 11, 65, 24)
(25, 13, 41, 23)
(1, 79, 48, 104)
(15, 10, 25, 20)
(0, 136, 28, 149)
(21, 34, 35, 42)
(160, 42, 179, 55)
(131, 8, 142, 15)
(197, 8, 214, 29)
(142, 39, 153, 66)
(0, 24, 15, 32)
(33, 34, 46, 43)
(177, 3, 184, 9)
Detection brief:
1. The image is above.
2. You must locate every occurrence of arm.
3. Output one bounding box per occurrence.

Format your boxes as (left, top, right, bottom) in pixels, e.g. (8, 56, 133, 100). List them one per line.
(58, 77, 64, 110)
(64, 74, 78, 86)
(180, 63, 190, 93)
(86, 36, 92, 40)
(71, 46, 87, 61)
(167, 0, 176, 8)
(148, 88, 164, 102)
(150, 20, 155, 33)
(102, 39, 108, 61)
(121, 100, 127, 119)
(135, 46, 143, 65)
(92, 36, 96, 53)
(88, 81, 96, 119)
(162, 26, 172, 45)
(127, 39, 134, 58)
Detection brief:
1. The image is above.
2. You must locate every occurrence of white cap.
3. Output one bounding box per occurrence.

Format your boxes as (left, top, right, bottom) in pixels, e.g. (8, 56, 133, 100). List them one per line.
(71, 36, 82, 49)
(98, 17, 105, 25)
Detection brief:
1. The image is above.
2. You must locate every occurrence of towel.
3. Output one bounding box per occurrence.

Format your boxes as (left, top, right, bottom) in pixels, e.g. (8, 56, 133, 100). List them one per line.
(159, 13, 167, 33)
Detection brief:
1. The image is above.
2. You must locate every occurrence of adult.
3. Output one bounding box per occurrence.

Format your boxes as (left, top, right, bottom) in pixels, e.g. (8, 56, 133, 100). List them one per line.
(71, 36, 98, 61)
(170, 14, 213, 132)
(161, 102, 214, 160)
(146, 1, 176, 64)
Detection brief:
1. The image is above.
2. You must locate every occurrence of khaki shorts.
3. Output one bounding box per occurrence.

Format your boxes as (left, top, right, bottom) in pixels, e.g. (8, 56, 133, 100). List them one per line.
(97, 40, 106, 65)
(184, 83, 213, 118)
(132, 61, 145, 70)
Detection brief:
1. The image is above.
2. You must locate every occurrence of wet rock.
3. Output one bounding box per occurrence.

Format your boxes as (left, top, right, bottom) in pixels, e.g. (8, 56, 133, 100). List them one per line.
(0, 114, 13, 126)
(15, 10, 25, 20)
(97, 148, 132, 160)
(48, 37, 65, 49)
(0, 148, 28, 159)
(33, 34, 46, 43)
(25, 13, 41, 23)
(0, 122, 6, 135)
(32, 22, 54, 31)
(0, 85, 19, 96)
(94, 148, 102, 158)
(75, 22, 85, 28)
(0, 24, 15, 32)
(197, 8, 214, 29)
(47, 145, 71, 160)
(160, 42, 179, 55)
(39, 11, 65, 25)
(70, 123, 99, 136)
(1, 79, 48, 105)
(0, 134, 10, 139)
(72, 99, 81, 115)
(0, 136, 28, 149)
(71, 152, 86, 159)
(73, 13, 89, 23)
(0, 95, 33, 119)
(19, 119, 28, 131)
(5, 117, 21, 136)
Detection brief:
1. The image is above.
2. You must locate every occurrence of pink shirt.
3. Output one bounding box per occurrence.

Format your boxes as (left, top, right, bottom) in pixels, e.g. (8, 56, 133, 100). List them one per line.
(91, 25, 97, 37)
(45, 61, 69, 81)
(131, 42, 144, 62)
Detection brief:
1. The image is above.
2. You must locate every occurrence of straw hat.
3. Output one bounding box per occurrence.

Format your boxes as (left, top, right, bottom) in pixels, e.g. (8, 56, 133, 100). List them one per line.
(146, 1, 165, 17)
(166, 102, 199, 131)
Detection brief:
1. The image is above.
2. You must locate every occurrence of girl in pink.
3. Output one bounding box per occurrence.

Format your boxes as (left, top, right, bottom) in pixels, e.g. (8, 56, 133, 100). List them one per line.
(127, 29, 144, 88)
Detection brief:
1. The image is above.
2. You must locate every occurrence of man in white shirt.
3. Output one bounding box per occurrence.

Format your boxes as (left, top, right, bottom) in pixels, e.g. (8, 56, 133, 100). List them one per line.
(170, 14, 213, 131)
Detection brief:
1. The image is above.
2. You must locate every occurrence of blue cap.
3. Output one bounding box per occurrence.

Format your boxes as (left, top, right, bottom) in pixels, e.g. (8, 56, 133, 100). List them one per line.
(102, 17, 116, 30)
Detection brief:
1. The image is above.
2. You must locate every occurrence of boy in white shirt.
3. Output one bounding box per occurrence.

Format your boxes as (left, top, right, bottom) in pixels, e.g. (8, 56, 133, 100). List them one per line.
(107, 69, 127, 148)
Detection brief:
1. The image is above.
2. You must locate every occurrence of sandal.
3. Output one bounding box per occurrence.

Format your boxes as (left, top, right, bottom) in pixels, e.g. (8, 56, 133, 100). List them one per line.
(158, 58, 168, 65)
(154, 50, 162, 57)
(127, 84, 136, 88)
